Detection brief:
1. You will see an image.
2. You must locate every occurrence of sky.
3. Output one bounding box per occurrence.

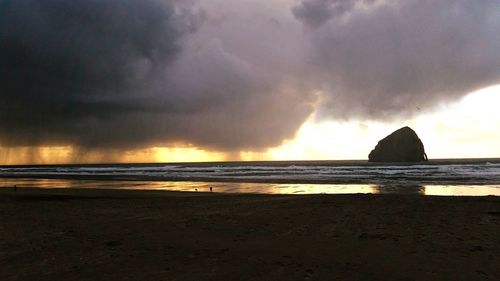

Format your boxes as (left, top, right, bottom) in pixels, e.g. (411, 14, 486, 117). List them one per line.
(0, 0, 499, 164)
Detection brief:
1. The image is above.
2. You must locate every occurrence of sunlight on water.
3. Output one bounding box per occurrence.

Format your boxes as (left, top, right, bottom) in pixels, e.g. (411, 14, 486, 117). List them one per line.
(266, 184, 374, 194)
(424, 185, 500, 196)
(1, 178, 500, 196)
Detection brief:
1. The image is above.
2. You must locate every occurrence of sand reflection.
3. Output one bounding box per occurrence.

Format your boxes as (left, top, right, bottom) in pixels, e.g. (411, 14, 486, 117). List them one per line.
(424, 185, 500, 196)
(1, 178, 500, 196)
(372, 184, 425, 195)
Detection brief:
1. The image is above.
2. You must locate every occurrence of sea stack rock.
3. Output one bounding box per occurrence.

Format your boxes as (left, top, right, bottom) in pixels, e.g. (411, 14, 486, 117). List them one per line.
(368, 126, 428, 162)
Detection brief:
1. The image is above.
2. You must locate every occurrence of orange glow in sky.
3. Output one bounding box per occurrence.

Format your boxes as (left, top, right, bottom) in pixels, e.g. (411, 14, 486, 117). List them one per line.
(1, 85, 499, 165)
(0, 146, 227, 165)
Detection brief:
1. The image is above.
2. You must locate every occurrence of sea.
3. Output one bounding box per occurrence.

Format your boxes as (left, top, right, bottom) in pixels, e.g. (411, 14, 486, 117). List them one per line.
(1, 159, 500, 196)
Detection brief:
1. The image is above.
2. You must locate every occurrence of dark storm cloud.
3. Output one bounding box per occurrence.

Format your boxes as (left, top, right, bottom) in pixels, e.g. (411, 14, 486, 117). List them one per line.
(293, 0, 500, 119)
(0, 0, 180, 146)
(0, 0, 315, 150)
(1, 0, 500, 154)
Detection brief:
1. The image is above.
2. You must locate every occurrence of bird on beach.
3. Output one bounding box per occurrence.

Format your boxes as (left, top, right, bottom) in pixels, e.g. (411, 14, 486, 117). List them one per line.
(210, 186, 212, 192)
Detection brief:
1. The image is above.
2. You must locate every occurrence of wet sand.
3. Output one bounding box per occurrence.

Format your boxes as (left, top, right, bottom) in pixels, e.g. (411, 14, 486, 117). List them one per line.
(1, 188, 499, 281)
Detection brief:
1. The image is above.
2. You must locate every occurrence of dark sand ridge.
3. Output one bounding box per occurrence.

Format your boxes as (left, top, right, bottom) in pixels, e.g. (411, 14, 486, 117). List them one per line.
(1, 187, 500, 281)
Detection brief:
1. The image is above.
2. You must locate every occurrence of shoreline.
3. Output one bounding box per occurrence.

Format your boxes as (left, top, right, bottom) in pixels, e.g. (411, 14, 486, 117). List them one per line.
(1, 185, 500, 198)
(1, 158, 499, 187)
(1, 186, 500, 280)
(2, 178, 500, 196)
(3, 174, 500, 186)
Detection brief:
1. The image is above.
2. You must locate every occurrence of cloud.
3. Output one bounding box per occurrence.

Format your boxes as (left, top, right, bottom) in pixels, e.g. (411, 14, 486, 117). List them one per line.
(0, 0, 181, 146)
(0, 0, 315, 151)
(293, 0, 500, 119)
(292, 0, 377, 28)
(0, 0, 499, 156)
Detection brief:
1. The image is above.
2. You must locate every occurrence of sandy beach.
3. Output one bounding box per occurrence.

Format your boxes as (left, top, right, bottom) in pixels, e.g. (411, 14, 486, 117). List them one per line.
(1, 187, 499, 281)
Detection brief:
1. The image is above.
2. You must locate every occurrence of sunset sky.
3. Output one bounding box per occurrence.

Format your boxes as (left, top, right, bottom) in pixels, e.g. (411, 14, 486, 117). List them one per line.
(1, 0, 499, 164)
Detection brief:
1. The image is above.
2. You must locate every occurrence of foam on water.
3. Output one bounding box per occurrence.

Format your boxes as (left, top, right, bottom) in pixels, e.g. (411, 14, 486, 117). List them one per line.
(1, 160, 500, 195)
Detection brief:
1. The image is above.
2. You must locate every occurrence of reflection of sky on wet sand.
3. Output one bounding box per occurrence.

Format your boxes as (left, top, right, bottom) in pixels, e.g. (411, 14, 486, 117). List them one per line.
(373, 185, 426, 195)
(423, 185, 500, 196)
(1, 178, 500, 196)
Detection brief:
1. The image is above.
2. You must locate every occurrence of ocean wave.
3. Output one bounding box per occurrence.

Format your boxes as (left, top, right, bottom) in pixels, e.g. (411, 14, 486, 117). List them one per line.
(1, 161, 500, 185)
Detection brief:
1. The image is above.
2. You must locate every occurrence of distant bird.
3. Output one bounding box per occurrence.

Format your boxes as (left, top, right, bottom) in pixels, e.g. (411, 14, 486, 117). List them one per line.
(195, 188, 198, 192)
(210, 186, 213, 192)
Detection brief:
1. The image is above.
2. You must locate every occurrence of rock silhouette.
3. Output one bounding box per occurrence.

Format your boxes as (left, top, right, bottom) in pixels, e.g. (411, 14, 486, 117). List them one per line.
(369, 126, 428, 162)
